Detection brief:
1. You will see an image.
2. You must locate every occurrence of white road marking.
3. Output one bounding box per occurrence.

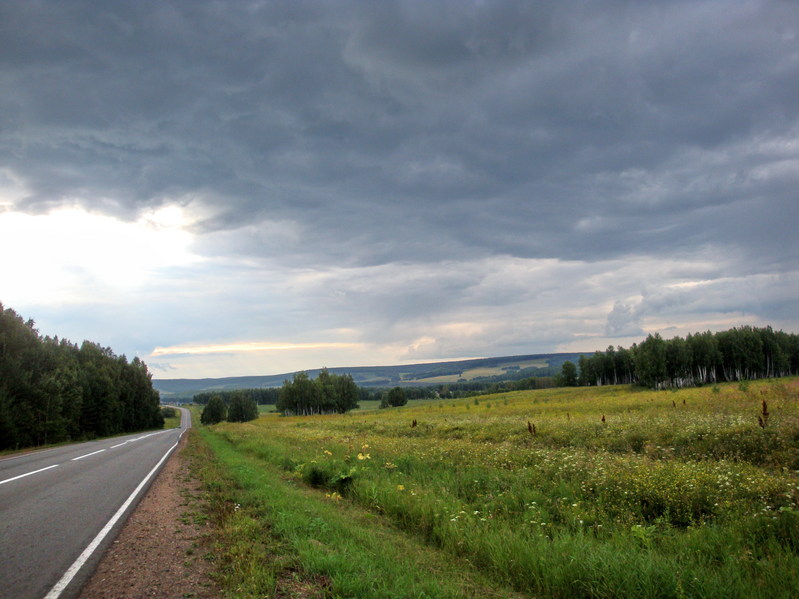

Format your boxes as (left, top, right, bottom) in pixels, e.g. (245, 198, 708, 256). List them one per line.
(0, 422, 183, 489)
(0, 464, 59, 486)
(71, 449, 106, 461)
(108, 429, 172, 449)
(44, 429, 185, 599)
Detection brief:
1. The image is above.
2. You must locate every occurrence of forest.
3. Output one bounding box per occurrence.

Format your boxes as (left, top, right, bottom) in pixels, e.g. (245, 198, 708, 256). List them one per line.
(575, 326, 799, 389)
(0, 303, 164, 451)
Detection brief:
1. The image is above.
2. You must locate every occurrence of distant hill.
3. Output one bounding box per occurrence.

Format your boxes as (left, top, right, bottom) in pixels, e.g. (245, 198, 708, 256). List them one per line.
(153, 352, 584, 399)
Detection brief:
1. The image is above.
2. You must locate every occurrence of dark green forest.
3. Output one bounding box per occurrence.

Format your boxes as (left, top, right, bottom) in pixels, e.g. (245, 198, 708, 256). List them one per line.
(575, 326, 799, 389)
(0, 303, 164, 451)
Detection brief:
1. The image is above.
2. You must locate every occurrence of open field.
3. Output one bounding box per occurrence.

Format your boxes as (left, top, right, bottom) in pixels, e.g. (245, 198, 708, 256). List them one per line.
(198, 379, 799, 598)
(400, 359, 552, 384)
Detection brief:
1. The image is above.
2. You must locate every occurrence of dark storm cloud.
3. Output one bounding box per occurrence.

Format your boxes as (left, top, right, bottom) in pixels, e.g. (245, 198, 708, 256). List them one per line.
(1, 0, 797, 268)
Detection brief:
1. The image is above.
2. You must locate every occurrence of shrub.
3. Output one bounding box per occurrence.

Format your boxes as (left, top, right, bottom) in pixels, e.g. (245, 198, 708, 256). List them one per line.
(201, 396, 227, 424)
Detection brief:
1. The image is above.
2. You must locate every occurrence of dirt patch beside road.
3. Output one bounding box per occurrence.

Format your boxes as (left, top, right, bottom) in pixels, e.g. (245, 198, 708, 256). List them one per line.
(79, 435, 220, 599)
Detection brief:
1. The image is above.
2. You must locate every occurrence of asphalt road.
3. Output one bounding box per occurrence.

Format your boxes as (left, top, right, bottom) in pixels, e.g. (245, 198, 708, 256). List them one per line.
(0, 408, 190, 599)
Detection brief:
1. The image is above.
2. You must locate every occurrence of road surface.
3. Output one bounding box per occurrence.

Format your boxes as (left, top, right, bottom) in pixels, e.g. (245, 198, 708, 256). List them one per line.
(0, 408, 190, 599)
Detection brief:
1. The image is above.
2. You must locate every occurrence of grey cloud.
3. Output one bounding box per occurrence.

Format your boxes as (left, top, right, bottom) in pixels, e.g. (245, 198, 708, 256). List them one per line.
(2, 0, 798, 372)
(3, 1, 796, 270)
(605, 301, 644, 337)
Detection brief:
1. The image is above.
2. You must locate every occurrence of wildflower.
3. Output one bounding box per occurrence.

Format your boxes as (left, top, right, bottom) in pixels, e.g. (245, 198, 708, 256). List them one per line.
(397, 484, 405, 491)
(357, 453, 371, 460)
(323, 450, 333, 456)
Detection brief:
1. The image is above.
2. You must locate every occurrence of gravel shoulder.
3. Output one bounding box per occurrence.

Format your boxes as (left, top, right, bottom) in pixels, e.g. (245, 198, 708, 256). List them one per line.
(78, 435, 220, 599)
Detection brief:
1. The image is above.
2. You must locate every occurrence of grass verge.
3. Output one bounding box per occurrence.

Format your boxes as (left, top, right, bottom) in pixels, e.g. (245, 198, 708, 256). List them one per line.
(192, 427, 525, 599)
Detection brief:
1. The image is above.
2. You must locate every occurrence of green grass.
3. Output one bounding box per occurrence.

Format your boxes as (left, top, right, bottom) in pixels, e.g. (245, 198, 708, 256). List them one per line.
(191, 428, 524, 598)
(354, 399, 382, 410)
(196, 379, 799, 598)
(163, 415, 182, 429)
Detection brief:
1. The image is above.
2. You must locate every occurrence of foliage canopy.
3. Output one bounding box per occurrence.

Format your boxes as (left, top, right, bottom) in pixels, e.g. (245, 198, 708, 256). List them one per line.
(200, 395, 227, 425)
(578, 326, 799, 389)
(277, 368, 359, 415)
(0, 302, 163, 450)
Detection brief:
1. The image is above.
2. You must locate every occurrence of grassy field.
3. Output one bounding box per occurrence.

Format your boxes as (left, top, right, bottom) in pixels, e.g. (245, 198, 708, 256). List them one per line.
(400, 359, 550, 384)
(163, 414, 182, 429)
(196, 379, 799, 598)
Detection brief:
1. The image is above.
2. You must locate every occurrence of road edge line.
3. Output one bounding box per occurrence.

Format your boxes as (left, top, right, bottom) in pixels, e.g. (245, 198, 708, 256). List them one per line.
(44, 428, 186, 599)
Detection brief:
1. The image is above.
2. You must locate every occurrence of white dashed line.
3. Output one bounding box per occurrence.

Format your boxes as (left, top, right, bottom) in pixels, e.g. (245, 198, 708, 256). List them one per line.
(0, 464, 59, 486)
(71, 449, 106, 461)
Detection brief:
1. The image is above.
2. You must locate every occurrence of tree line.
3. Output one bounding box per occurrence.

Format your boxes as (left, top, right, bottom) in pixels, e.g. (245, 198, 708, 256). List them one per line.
(191, 325, 799, 420)
(200, 390, 259, 424)
(575, 326, 799, 390)
(0, 303, 163, 450)
(193, 376, 559, 408)
(276, 369, 359, 415)
(194, 387, 280, 406)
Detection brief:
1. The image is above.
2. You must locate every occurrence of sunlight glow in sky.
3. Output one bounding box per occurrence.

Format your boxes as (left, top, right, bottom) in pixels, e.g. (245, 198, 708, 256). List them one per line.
(151, 341, 362, 357)
(0, 207, 197, 304)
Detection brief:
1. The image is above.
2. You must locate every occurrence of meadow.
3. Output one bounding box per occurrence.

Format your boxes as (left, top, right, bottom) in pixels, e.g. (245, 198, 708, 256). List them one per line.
(197, 379, 799, 598)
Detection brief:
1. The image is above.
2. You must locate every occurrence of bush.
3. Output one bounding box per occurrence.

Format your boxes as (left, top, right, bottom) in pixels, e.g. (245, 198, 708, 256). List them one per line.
(227, 392, 259, 422)
(380, 387, 407, 408)
(201, 396, 227, 425)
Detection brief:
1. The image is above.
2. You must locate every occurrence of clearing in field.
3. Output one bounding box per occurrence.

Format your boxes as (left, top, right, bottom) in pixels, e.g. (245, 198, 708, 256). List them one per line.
(197, 379, 799, 599)
(405, 361, 549, 384)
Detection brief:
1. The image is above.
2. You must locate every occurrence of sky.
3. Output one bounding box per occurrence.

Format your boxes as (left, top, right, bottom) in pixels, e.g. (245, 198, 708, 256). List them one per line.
(1, 0, 797, 380)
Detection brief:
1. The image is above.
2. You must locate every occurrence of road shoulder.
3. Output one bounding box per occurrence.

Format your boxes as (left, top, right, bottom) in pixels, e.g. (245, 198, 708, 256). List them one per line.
(78, 435, 220, 599)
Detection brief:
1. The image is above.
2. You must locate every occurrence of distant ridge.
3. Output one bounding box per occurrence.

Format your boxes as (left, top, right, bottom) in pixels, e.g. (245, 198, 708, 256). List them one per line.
(154, 352, 583, 398)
